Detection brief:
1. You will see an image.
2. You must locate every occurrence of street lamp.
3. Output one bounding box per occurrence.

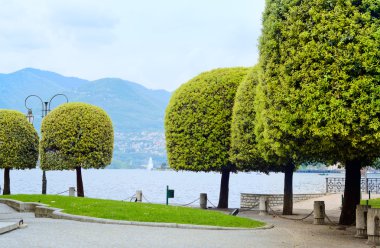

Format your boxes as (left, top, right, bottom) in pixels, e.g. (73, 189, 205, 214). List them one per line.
(25, 94, 69, 194)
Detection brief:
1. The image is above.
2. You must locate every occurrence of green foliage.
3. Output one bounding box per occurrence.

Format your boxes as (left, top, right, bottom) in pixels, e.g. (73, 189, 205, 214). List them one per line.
(0, 194, 265, 228)
(230, 66, 275, 172)
(0, 110, 38, 169)
(258, 0, 380, 165)
(40, 102, 114, 170)
(165, 67, 249, 172)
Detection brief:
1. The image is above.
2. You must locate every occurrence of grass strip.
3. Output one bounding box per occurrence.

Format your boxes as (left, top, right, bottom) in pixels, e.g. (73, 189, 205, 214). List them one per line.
(0, 194, 265, 228)
(361, 198, 380, 208)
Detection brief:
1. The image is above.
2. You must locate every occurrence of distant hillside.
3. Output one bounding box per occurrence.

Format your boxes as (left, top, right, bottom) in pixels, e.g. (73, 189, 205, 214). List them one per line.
(72, 78, 171, 131)
(0, 68, 171, 168)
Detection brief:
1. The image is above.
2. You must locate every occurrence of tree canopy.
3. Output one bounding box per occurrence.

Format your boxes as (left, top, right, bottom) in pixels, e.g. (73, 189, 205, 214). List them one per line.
(0, 109, 39, 194)
(0, 110, 39, 169)
(258, 0, 380, 223)
(40, 102, 114, 197)
(165, 67, 249, 208)
(165, 67, 249, 172)
(230, 66, 274, 173)
(40, 102, 114, 170)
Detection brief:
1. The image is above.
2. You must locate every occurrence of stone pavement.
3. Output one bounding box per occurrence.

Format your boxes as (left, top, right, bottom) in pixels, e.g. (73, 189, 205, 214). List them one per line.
(0, 194, 375, 248)
(0, 203, 23, 235)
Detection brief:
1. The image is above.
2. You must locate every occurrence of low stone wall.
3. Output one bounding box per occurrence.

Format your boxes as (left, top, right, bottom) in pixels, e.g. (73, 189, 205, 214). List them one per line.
(241, 193, 326, 209)
(0, 198, 40, 212)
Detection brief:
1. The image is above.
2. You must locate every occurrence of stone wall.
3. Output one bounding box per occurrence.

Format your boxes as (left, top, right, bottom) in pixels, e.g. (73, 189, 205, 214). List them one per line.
(240, 193, 326, 209)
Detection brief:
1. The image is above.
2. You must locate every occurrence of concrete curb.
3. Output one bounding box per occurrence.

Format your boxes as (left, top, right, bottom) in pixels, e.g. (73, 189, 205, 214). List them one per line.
(0, 222, 19, 234)
(0, 199, 273, 231)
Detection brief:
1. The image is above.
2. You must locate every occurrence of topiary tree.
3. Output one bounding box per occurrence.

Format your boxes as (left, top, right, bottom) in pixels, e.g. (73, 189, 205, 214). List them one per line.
(0, 110, 39, 195)
(231, 65, 299, 215)
(258, 0, 380, 224)
(40, 102, 114, 197)
(165, 67, 249, 208)
(230, 66, 274, 173)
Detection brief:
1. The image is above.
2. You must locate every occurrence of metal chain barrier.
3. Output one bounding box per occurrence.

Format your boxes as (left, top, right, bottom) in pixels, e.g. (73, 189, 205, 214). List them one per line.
(180, 198, 200, 206)
(122, 194, 136, 202)
(142, 194, 151, 203)
(325, 213, 338, 226)
(56, 190, 69, 195)
(207, 199, 217, 208)
(268, 205, 314, 221)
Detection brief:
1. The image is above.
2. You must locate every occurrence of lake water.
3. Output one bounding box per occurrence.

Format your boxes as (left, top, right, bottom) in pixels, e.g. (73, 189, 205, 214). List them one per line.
(0, 169, 336, 207)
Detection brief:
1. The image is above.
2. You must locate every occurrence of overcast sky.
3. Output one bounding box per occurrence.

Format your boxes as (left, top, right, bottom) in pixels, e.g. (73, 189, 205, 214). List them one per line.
(0, 0, 265, 91)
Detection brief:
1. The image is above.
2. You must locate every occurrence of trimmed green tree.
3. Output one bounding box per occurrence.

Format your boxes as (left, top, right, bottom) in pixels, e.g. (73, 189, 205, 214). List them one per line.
(165, 67, 249, 208)
(0, 110, 39, 195)
(230, 66, 274, 173)
(40, 102, 114, 197)
(231, 65, 298, 214)
(258, 0, 380, 223)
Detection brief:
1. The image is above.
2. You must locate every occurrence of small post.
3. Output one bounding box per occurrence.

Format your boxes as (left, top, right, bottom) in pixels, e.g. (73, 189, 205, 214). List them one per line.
(326, 178, 328, 193)
(166, 185, 174, 205)
(355, 204, 371, 238)
(367, 208, 380, 245)
(259, 196, 268, 215)
(69, 187, 75, 196)
(313, 201, 325, 225)
(369, 190, 371, 200)
(136, 190, 142, 202)
(200, 193, 207, 209)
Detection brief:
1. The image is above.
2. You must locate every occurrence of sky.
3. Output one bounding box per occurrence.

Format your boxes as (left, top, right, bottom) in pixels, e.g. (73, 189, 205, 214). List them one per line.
(0, 0, 265, 91)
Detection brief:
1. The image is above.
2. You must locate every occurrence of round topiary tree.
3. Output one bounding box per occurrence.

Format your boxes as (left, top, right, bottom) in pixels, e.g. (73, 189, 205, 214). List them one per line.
(258, 0, 380, 223)
(165, 67, 249, 208)
(40, 102, 114, 197)
(0, 110, 39, 195)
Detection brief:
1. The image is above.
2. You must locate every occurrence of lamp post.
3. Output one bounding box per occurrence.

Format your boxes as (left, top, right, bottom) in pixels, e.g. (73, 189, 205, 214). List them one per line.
(25, 94, 69, 194)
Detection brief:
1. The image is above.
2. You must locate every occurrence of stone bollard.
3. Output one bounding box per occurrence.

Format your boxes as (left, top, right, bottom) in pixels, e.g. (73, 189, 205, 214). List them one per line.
(136, 190, 142, 202)
(200, 193, 207, 209)
(355, 205, 371, 238)
(313, 201, 325, 225)
(69, 187, 75, 196)
(367, 208, 380, 245)
(259, 196, 268, 215)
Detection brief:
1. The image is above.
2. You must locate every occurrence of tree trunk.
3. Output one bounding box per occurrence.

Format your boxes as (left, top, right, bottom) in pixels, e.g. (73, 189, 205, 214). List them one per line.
(283, 162, 295, 215)
(42, 170, 47, 194)
(339, 159, 361, 225)
(76, 166, 84, 197)
(3, 168, 10, 195)
(217, 169, 230, 208)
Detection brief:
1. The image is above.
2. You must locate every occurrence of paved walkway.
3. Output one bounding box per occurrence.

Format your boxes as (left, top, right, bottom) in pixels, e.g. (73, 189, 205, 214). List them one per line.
(0, 194, 374, 248)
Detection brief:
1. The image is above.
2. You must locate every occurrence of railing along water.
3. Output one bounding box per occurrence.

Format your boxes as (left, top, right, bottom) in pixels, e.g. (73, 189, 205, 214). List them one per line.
(326, 178, 380, 193)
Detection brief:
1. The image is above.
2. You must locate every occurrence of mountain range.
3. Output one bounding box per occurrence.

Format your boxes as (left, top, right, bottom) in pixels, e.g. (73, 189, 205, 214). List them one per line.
(0, 68, 172, 168)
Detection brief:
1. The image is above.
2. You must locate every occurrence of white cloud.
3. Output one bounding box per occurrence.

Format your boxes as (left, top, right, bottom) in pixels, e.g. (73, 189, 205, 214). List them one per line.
(0, 0, 265, 90)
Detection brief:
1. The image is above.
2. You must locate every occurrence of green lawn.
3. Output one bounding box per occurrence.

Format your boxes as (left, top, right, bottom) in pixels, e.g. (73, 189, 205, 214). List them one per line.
(361, 198, 380, 208)
(0, 194, 265, 228)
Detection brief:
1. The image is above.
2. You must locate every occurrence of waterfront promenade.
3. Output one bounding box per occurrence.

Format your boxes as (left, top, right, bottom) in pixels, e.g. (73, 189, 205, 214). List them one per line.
(0, 194, 373, 248)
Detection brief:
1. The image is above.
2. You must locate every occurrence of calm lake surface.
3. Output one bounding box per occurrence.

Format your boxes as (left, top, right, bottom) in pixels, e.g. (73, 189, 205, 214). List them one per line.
(1, 169, 339, 207)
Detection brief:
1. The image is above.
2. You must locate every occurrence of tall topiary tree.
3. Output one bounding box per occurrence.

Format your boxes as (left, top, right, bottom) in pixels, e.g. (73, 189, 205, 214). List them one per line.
(40, 102, 114, 197)
(259, 0, 380, 224)
(165, 67, 249, 208)
(0, 110, 39, 195)
(231, 65, 300, 215)
(230, 66, 274, 173)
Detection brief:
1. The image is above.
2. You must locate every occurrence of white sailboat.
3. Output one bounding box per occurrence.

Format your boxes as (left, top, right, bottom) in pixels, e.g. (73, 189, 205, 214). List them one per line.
(146, 157, 154, 170)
